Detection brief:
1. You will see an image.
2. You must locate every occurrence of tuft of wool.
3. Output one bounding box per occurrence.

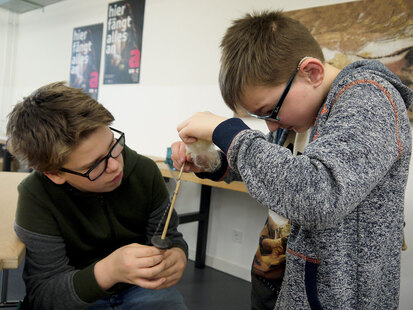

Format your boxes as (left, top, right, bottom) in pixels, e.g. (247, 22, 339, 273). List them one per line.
(186, 140, 221, 172)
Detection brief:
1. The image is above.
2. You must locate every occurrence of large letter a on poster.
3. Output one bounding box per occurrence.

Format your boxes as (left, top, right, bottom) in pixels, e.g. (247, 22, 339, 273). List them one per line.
(129, 49, 141, 68)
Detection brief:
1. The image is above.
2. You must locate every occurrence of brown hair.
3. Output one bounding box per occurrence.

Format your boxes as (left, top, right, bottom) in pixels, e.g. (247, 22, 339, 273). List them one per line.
(219, 10, 325, 111)
(6, 81, 114, 172)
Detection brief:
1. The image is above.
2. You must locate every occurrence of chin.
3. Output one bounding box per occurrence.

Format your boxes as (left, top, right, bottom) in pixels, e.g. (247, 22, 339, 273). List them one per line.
(294, 126, 310, 133)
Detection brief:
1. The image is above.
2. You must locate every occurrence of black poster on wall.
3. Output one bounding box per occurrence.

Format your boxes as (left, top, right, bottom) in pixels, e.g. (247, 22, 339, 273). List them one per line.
(103, 0, 145, 84)
(70, 23, 103, 100)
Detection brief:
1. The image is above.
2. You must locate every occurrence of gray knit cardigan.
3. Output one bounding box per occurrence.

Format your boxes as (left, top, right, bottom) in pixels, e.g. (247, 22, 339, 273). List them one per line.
(212, 60, 412, 310)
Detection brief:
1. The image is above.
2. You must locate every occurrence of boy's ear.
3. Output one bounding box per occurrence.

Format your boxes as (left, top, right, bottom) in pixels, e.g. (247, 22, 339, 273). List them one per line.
(43, 172, 66, 185)
(299, 58, 324, 87)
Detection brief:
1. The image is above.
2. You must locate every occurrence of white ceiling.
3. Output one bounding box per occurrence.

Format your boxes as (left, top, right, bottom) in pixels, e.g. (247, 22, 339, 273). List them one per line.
(0, 0, 65, 14)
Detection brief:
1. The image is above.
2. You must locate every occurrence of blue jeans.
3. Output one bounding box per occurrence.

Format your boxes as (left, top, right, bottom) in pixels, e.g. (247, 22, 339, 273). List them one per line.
(87, 286, 188, 310)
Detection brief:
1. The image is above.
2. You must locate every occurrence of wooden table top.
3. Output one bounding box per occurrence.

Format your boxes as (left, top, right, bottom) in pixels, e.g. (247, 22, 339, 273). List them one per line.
(0, 171, 29, 269)
(147, 155, 248, 193)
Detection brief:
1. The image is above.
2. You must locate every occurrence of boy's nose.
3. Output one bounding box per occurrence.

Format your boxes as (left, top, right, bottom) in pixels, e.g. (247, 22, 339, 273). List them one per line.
(265, 120, 281, 132)
(106, 156, 119, 172)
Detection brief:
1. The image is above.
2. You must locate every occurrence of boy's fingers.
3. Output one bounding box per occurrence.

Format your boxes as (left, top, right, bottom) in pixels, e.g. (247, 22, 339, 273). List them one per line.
(183, 136, 197, 144)
(134, 277, 166, 290)
(138, 260, 166, 279)
(128, 243, 163, 257)
(178, 128, 197, 144)
(176, 118, 190, 132)
(135, 254, 164, 268)
(178, 142, 188, 163)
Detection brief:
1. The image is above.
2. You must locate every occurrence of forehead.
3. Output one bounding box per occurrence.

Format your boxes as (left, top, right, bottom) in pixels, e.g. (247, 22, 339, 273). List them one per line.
(65, 126, 112, 168)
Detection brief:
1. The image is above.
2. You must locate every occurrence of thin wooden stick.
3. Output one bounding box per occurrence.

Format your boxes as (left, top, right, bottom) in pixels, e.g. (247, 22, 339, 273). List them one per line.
(161, 163, 185, 239)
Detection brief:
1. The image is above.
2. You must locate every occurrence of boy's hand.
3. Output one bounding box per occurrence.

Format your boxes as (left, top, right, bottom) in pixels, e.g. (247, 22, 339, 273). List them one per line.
(171, 141, 205, 173)
(177, 111, 227, 143)
(153, 247, 187, 289)
(94, 243, 167, 290)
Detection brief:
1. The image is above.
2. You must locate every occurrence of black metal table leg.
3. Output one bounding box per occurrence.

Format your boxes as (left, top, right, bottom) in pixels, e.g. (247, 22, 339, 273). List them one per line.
(176, 182, 212, 269)
(195, 185, 211, 268)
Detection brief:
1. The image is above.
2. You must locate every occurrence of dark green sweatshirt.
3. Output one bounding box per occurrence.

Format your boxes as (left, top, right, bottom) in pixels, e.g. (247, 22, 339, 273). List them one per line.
(15, 145, 188, 310)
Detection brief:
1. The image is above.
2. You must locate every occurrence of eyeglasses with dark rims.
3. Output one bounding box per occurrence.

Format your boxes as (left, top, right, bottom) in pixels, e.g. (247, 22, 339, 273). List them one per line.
(60, 127, 125, 181)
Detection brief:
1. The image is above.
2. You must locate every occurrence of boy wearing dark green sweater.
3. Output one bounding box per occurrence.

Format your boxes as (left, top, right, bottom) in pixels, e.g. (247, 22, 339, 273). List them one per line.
(6, 82, 188, 310)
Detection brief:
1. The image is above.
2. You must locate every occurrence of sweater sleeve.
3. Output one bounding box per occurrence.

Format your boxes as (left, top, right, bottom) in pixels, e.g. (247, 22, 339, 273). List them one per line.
(214, 83, 403, 230)
(14, 224, 109, 310)
(194, 119, 251, 183)
(196, 129, 284, 183)
(194, 150, 244, 182)
(15, 176, 112, 309)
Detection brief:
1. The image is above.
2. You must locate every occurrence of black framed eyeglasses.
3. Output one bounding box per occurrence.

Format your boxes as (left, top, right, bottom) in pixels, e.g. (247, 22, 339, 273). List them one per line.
(247, 58, 304, 122)
(60, 127, 125, 181)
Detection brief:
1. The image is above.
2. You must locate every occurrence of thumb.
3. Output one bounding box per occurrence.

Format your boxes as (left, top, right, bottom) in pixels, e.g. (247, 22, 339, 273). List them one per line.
(178, 128, 198, 144)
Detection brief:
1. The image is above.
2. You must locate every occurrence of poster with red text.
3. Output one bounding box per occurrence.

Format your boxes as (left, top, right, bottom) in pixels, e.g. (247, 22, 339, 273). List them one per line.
(70, 23, 103, 100)
(103, 0, 145, 84)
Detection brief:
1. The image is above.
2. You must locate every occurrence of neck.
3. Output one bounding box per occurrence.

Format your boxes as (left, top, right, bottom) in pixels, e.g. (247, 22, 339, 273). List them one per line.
(321, 63, 341, 97)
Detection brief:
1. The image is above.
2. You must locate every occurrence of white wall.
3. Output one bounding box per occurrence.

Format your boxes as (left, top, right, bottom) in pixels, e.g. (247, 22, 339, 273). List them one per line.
(0, 8, 17, 134)
(1, 0, 412, 308)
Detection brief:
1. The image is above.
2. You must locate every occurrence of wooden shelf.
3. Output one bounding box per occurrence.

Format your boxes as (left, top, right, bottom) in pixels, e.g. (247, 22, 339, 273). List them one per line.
(0, 172, 29, 269)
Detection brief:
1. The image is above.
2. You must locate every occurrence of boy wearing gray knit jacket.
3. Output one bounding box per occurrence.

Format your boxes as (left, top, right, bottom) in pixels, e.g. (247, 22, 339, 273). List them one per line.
(171, 11, 412, 310)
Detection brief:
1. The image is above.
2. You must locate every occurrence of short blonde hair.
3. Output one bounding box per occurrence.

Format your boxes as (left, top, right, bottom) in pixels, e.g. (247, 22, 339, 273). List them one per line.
(6, 82, 114, 172)
(219, 10, 325, 111)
